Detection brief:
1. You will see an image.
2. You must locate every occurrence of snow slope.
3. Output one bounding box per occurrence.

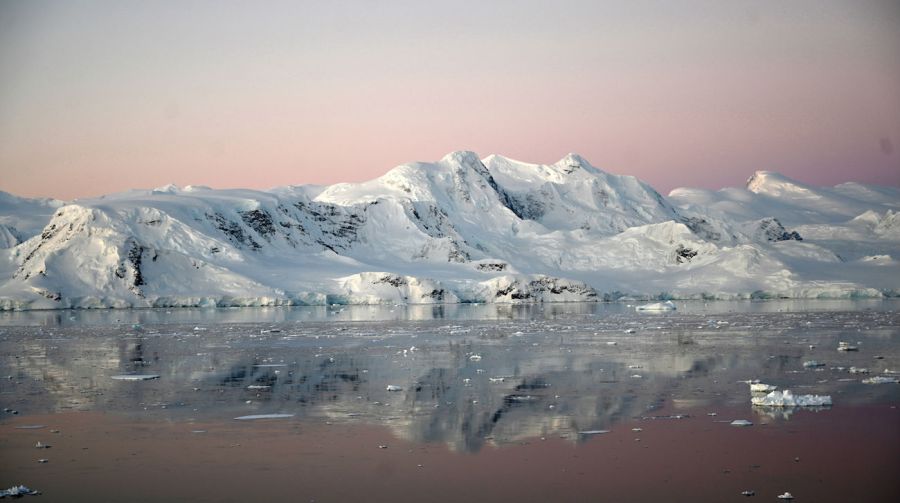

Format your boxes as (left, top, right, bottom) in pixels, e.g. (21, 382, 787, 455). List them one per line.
(1, 153, 898, 309)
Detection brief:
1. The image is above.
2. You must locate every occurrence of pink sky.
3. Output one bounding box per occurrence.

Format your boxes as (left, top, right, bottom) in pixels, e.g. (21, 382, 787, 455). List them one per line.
(1, 0, 898, 200)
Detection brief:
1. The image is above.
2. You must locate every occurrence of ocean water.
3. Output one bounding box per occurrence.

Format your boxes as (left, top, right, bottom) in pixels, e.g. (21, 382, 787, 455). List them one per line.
(1, 300, 898, 502)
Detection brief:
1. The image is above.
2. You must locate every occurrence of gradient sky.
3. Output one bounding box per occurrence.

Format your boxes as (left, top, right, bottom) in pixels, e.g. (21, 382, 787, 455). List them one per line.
(1, 0, 898, 200)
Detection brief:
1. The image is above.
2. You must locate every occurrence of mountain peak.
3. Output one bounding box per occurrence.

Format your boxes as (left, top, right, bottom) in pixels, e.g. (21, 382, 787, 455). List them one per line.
(745, 171, 814, 197)
(440, 150, 483, 167)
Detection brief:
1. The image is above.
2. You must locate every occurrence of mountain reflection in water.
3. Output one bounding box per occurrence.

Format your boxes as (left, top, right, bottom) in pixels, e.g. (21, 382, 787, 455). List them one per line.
(2, 301, 898, 453)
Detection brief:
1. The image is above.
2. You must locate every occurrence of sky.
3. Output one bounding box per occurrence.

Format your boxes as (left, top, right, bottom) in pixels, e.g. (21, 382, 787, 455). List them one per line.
(1, 0, 898, 200)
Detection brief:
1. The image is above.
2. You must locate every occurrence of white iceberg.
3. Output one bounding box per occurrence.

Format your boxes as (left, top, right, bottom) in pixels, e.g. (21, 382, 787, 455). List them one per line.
(862, 376, 899, 384)
(0, 485, 40, 497)
(111, 374, 160, 381)
(635, 301, 676, 311)
(751, 389, 832, 407)
(837, 341, 858, 351)
(749, 382, 777, 393)
(233, 413, 294, 420)
(730, 419, 753, 426)
(385, 384, 403, 391)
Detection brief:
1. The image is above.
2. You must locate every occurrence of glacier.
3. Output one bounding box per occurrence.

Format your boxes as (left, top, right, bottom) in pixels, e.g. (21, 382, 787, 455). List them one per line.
(1, 151, 898, 310)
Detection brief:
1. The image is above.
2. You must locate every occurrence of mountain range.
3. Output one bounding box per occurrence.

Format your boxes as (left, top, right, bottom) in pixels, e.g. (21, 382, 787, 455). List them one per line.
(1, 151, 898, 310)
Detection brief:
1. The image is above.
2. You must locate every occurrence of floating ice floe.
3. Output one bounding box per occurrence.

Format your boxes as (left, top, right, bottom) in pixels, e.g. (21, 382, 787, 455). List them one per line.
(777, 492, 794, 500)
(848, 367, 869, 374)
(246, 385, 271, 390)
(861, 376, 899, 384)
(837, 341, 858, 352)
(577, 430, 610, 435)
(751, 390, 832, 407)
(730, 419, 753, 427)
(111, 374, 160, 381)
(233, 414, 294, 420)
(635, 301, 676, 311)
(468, 354, 482, 361)
(0, 485, 40, 497)
(385, 385, 403, 391)
(802, 361, 825, 368)
(749, 382, 777, 393)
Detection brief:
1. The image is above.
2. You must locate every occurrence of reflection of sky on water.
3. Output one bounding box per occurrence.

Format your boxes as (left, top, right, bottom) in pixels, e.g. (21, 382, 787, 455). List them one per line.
(2, 301, 898, 453)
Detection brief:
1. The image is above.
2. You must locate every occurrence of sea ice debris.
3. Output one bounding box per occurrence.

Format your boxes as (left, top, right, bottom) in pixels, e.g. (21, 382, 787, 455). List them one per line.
(111, 374, 160, 381)
(749, 383, 777, 392)
(635, 301, 676, 311)
(751, 389, 832, 407)
(862, 376, 899, 384)
(0, 485, 40, 497)
(730, 419, 753, 426)
(837, 341, 858, 351)
(802, 361, 825, 368)
(233, 414, 294, 420)
(577, 430, 610, 435)
(385, 385, 403, 391)
(777, 492, 794, 500)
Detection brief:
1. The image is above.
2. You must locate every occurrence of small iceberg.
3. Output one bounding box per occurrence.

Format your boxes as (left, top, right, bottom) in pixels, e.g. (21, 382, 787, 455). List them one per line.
(577, 430, 610, 435)
(385, 385, 403, 391)
(751, 390, 832, 407)
(0, 485, 40, 497)
(635, 301, 676, 311)
(233, 413, 294, 420)
(777, 492, 794, 500)
(862, 376, 899, 384)
(749, 382, 777, 393)
(730, 419, 753, 427)
(111, 374, 160, 381)
(802, 361, 825, 368)
(837, 341, 858, 352)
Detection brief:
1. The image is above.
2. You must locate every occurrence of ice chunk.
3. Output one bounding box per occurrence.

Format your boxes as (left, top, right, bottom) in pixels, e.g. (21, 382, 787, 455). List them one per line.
(577, 430, 610, 435)
(246, 385, 271, 390)
(385, 385, 403, 391)
(751, 389, 832, 407)
(233, 414, 294, 420)
(0, 485, 40, 497)
(749, 383, 777, 392)
(111, 374, 160, 381)
(862, 376, 899, 384)
(730, 419, 753, 426)
(848, 367, 869, 374)
(469, 354, 482, 361)
(741, 490, 755, 496)
(777, 492, 794, 500)
(837, 341, 858, 351)
(635, 301, 676, 311)
(802, 361, 825, 368)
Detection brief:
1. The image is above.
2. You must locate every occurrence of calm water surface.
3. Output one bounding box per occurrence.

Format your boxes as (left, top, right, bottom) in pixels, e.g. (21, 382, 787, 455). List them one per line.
(1, 300, 898, 502)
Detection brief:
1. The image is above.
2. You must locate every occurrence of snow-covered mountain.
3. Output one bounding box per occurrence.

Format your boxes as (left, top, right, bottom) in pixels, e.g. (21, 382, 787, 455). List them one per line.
(1, 152, 898, 310)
